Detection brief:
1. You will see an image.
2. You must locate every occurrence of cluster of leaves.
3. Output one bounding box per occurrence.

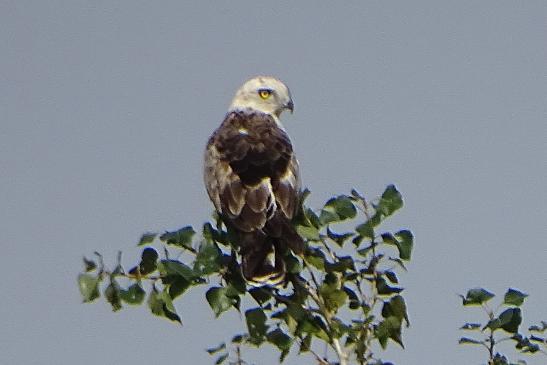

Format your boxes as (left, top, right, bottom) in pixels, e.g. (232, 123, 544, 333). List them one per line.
(78, 185, 413, 365)
(459, 288, 547, 364)
(78, 226, 207, 324)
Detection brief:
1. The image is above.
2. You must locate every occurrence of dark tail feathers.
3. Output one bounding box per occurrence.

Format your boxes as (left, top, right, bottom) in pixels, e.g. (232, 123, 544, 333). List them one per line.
(239, 218, 303, 286)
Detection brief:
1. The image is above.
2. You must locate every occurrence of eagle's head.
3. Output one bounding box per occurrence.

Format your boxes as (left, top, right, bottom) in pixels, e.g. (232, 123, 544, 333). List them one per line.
(229, 76, 294, 118)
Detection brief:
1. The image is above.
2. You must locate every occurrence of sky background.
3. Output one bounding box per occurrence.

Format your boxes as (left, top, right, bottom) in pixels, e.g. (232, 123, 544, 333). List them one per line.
(1, 1, 546, 364)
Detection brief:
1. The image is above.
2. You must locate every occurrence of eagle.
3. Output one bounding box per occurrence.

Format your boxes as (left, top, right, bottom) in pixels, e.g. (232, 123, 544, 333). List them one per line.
(204, 76, 303, 286)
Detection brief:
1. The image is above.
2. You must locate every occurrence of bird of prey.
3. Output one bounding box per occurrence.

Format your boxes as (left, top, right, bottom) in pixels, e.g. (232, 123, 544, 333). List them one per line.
(204, 76, 303, 286)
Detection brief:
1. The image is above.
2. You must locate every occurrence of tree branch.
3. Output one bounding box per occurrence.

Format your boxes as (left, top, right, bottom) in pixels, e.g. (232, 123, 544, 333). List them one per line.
(301, 260, 348, 365)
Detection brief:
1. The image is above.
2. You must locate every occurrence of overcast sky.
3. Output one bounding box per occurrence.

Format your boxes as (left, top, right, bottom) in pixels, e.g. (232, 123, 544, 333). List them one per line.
(1, 1, 546, 364)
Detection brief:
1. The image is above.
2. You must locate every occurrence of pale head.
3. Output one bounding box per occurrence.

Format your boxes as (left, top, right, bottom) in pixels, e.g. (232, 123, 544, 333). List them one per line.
(229, 76, 294, 118)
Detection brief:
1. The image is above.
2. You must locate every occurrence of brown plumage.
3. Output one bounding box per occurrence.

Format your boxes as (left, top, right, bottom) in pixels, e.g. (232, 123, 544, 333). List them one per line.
(204, 106, 303, 286)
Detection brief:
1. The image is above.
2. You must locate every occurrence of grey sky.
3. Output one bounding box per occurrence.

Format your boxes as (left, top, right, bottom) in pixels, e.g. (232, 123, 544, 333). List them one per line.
(1, 1, 546, 364)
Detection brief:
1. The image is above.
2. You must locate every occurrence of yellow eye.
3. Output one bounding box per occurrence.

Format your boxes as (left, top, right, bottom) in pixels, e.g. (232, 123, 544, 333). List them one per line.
(258, 89, 272, 99)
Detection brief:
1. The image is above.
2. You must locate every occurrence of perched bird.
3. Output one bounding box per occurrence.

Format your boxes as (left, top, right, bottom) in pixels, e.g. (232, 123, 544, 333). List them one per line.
(204, 76, 303, 286)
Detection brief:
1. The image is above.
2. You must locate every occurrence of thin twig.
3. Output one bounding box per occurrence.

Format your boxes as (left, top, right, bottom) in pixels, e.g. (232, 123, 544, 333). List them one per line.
(235, 344, 243, 365)
(301, 260, 348, 365)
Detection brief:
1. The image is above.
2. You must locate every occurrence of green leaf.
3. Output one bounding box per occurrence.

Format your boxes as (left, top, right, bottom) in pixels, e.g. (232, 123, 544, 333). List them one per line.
(304, 247, 326, 271)
(304, 208, 321, 229)
(296, 225, 320, 241)
(319, 209, 338, 226)
(459, 337, 483, 345)
(299, 335, 311, 353)
(306, 315, 330, 342)
(355, 221, 375, 240)
(272, 308, 297, 333)
(343, 286, 361, 310)
(375, 316, 403, 349)
(461, 288, 495, 305)
(529, 321, 547, 332)
(202, 222, 215, 243)
(148, 287, 163, 316)
(105, 279, 122, 312)
(206, 343, 226, 355)
(160, 259, 196, 281)
(381, 231, 413, 261)
(365, 254, 383, 274)
(206, 286, 238, 317)
(82, 257, 97, 272)
(319, 195, 357, 224)
(330, 318, 351, 339)
(279, 349, 290, 363)
(381, 295, 409, 326)
(376, 185, 403, 217)
(249, 287, 272, 305)
(159, 226, 195, 249)
(514, 333, 541, 353)
(245, 308, 268, 345)
(160, 288, 181, 323)
(231, 334, 247, 344)
(485, 318, 502, 331)
(203, 222, 229, 245)
(193, 241, 221, 275)
(498, 308, 522, 333)
(376, 277, 403, 296)
(384, 271, 399, 284)
(137, 232, 157, 246)
(267, 328, 292, 351)
(129, 247, 158, 276)
(266, 328, 292, 363)
(503, 288, 528, 307)
(285, 253, 302, 274)
(491, 354, 510, 365)
(147, 287, 181, 324)
(460, 323, 482, 330)
(163, 292, 180, 322)
(394, 230, 413, 260)
(222, 260, 247, 295)
(388, 257, 407, 271)
(319, 286, 348, 311)
(167, 276, 191, 300)
(325, 256, 355, 273)
(352, 235, 365, 246)
(120, 283, 145, 305)
(299, 188, 311, 204)
(326, 227, 354, 247)
(323, 271, 339, 286)
(214, 353, 228, 365)
(78, 273, 100, 302)
(381, 232, 397, 245)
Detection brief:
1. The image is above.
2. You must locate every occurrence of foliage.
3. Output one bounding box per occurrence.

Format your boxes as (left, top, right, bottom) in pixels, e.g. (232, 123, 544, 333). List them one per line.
(459, 288, 547, 364)
(78, 183, 546, 364)
(78, 185, 413, 364)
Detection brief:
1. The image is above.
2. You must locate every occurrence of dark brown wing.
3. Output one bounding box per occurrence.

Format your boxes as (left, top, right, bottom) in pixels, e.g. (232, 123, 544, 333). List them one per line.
(204, 110, 303, 286)
(204, 111, 300, 232)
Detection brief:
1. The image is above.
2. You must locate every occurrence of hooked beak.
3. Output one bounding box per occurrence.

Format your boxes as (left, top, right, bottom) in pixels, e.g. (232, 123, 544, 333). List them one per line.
(285, 99, 294, 114)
